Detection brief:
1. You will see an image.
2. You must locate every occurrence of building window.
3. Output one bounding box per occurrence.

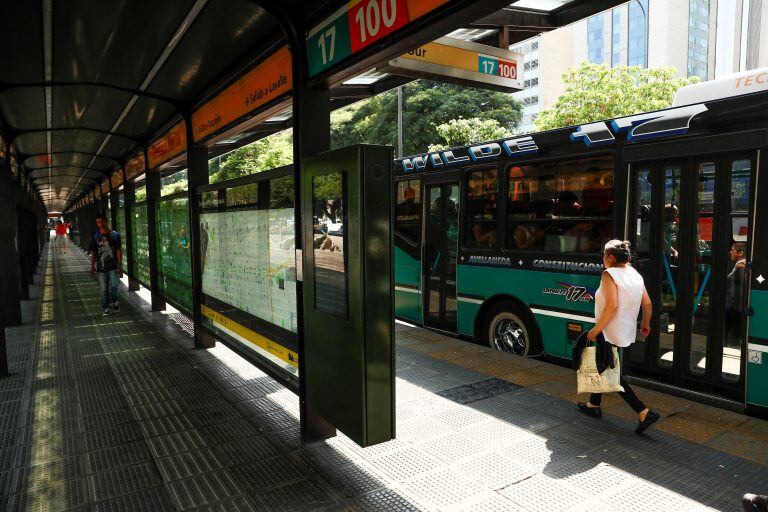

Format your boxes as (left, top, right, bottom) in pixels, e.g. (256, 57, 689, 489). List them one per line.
(715, 0, 737, 77)
(628, 0, 648, 67)
(611, 8, 622, 67)
(587, 13, 605, 64)
(687, 0, 710, 78)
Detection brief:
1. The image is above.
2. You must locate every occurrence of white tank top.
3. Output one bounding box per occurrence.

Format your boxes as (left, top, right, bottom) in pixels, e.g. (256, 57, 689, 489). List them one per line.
(594, 265, 645, 347)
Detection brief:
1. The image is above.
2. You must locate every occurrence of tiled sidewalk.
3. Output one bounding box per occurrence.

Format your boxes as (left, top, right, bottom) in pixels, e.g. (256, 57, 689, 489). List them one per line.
(0, 240, 765, 511)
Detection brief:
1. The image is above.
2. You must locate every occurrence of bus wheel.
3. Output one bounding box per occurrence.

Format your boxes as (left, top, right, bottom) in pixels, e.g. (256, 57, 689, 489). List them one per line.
(483, 302, 538, 357)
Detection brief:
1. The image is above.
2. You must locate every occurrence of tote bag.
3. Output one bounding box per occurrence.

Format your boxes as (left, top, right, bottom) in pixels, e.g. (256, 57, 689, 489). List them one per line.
(577, 345, 624, 394)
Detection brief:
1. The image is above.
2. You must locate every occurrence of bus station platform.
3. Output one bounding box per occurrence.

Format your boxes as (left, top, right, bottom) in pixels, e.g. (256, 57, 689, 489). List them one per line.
(1, 241, 766, 512)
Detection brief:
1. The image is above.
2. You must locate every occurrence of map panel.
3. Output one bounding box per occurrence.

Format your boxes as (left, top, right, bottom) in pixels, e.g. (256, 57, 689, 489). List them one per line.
(201, 208, 297, 333)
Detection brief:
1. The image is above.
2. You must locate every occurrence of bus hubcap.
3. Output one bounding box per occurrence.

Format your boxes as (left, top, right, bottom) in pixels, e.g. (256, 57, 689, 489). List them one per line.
(492, 315, 527, 356)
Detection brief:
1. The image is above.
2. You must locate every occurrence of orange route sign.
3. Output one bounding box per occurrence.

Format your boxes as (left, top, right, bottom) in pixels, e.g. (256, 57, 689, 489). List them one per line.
(124, 154, 145, 180)
(193, 46, 292, 143)
(148, 121, 187, 169)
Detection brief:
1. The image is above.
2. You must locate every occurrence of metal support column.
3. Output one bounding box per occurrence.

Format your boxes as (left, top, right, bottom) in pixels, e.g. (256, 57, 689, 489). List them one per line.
(290, 23, 336, 442)
(123, 178, 140, 291)
(185, 116, 215, 349)
(0, 162, 23, 326)
(145, 154, 166, 312)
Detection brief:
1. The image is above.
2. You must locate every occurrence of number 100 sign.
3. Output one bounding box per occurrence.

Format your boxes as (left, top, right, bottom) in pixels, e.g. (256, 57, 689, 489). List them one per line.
(308, 0, 413, 77)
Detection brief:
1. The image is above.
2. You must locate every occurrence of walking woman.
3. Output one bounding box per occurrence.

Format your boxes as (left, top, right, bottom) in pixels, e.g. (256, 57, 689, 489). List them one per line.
(577, 240, 661, 434)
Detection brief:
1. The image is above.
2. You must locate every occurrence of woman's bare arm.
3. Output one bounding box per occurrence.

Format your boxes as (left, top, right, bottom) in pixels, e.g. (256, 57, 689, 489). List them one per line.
(588, 272, 617, 341)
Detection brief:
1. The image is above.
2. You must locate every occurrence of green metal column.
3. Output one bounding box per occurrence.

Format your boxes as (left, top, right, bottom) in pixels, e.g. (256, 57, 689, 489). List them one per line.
(290, 28, 336, 442)
(185, 116, 215, 349)
(145, 152, 166, 312)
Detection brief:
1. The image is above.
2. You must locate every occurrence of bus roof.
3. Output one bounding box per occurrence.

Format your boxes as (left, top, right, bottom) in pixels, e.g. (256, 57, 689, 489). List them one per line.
(673, 67, 768, 107)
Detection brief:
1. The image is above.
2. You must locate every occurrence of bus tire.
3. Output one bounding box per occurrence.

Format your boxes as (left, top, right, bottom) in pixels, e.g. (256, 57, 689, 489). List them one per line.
(482, 301, 540, 357)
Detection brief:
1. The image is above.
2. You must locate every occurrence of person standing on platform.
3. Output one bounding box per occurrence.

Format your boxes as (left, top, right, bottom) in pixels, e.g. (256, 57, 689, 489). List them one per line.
(89, 213, 123, 316)
(55, 220, 69, 252)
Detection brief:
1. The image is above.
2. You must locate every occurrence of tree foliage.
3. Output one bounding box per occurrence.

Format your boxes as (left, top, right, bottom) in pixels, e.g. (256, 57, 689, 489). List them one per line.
(429, 118, 512, 152)
(331, 80, 522, 155)
(533, 63, 700, 132)
(210, 130, 293, 184)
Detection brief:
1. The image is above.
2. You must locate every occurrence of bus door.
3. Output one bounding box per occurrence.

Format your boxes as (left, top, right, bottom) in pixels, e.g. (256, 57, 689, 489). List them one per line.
(627, 154, 755, 399)
(422, 178, 460, 331)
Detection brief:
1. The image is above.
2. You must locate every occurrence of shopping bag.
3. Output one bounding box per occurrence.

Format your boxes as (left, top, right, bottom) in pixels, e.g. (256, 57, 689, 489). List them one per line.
(576, 346, 624, 394)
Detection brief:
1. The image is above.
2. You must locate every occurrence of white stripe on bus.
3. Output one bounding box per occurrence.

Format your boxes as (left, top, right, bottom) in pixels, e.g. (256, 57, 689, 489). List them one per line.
(457, 296, 484, 305)
(395, 286, 421, 294)
(530, 308, 595, 323)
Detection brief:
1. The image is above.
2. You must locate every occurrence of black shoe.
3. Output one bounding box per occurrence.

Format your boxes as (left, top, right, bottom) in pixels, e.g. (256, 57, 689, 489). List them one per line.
(743, 494, 768, 512)
(112, 301, 120, 312)
(102, 308, 111, 317)
(635, 410, 660, 434)
(577, 402, 602, 419)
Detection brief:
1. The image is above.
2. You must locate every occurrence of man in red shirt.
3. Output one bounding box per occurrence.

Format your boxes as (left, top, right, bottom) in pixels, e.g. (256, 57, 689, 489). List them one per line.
(54, 221, 69, 253)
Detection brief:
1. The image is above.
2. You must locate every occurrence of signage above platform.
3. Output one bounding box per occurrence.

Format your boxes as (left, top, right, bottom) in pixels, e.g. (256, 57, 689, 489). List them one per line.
(148, 121, 186, 169)
(384, 37, 523, 92)
(307, 0, 449, 77)
(193, 46, 292, 143)
(124, 154, 145, 181)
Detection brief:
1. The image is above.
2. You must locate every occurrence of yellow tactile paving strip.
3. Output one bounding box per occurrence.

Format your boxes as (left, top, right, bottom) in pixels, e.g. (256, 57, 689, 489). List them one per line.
(401, 325, 768, 467)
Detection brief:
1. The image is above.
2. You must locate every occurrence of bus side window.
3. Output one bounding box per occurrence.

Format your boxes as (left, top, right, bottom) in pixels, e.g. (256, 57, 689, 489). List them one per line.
(465, 168, 498, 248)
(395, 179, 421, 244)
(506, 157, 615, 253)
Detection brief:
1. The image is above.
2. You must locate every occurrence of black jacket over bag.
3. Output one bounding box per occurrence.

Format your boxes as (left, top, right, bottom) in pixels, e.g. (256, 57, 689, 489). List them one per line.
(572, 331, 616, 374)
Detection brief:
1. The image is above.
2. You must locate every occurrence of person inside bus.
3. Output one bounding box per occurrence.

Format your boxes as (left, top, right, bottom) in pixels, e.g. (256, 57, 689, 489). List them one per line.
(512, 223, 544, 250)
(663, 204, 680, 260)
(553, 191, 583, 217)
(725, 241, 747, 349)
(470, 197, 497, 247)
(581, 168, 613, 216)
(578, 240, 661, 434)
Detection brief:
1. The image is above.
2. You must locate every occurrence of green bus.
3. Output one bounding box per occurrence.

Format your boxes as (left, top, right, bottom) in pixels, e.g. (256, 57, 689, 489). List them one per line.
(394, 76, 768, 415)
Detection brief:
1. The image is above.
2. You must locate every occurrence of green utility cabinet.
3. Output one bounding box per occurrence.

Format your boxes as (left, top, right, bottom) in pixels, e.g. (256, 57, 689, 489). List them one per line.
(301, 144, 394, 447)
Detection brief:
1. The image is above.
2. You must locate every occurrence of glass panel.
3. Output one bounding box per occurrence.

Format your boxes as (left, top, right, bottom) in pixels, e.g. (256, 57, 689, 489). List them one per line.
(426, 186, 442, 320)
(312, 173, 347, 318)
(506, 156, 614, 247)
(657, 165, 681, 368)
(628, 0, 648, 67)
(506, 220, 612, 253)
(722, 158, 751, 380)
(130, 203, 151, 285)
(116, 195, 127, 274)
(465, 168, 497, 248)
(161, 169, 188, 196)
(445, 184, 459, 324)
(156, 197, 193, 313)
(689, 162, 716, 375)
(200, 191, 219, 209)
(629, 167, 652, 363)
(269, 176, 294, 209)
(395, 179, 421, 244)
(226, 182, 258, 207)
(134, 183, 147, 203)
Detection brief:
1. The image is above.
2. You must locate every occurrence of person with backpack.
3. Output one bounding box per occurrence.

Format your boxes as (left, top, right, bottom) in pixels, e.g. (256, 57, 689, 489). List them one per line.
(89, 213, 122, 316)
